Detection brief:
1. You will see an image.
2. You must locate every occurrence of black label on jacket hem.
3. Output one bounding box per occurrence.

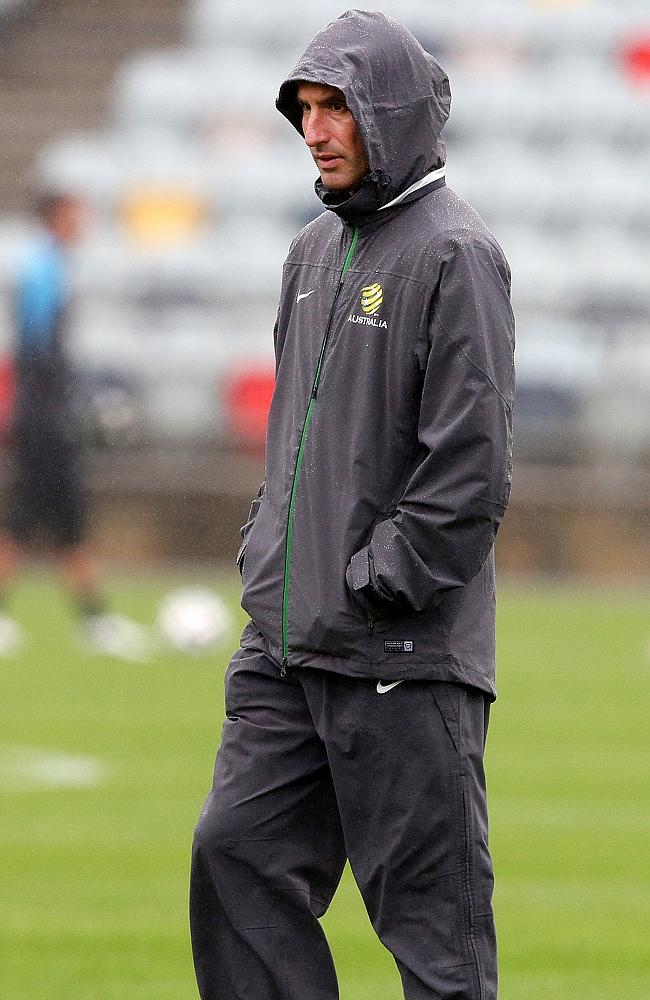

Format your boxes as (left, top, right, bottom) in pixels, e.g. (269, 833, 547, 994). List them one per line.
(384, 640, 414, 653)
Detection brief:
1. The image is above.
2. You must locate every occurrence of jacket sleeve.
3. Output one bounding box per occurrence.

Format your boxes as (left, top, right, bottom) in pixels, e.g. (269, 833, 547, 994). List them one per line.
(346, 235, 515, 614)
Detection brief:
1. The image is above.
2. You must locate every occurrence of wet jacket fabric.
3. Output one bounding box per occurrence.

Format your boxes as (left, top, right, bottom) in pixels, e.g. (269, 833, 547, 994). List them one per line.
(239, 10, 515, 698)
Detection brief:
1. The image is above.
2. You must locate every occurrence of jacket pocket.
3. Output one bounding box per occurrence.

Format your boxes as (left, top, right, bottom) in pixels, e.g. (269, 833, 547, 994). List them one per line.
(240, 494, 286, 647)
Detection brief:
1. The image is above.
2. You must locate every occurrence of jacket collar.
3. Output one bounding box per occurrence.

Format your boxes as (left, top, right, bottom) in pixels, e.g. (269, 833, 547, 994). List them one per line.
(324, 167, 447, 230)
(378, 166, 446, 212)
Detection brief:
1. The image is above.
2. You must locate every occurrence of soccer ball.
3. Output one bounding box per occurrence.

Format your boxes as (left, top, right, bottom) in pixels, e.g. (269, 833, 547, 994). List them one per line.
(157, 587, 232, 654)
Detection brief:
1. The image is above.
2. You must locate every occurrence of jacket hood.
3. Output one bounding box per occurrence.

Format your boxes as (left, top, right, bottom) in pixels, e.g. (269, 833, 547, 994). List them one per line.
(276, 9, 451, 222)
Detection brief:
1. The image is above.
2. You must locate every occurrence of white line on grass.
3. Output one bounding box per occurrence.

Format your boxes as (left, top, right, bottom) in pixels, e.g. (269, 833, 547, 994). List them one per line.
(0, 745, 109, 791)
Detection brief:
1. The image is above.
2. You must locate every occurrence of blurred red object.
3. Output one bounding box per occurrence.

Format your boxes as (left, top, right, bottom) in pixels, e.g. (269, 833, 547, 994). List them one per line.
(621, 36, 650, 84)
(0, 355, 15, 443)
(223, 368, 275, 447)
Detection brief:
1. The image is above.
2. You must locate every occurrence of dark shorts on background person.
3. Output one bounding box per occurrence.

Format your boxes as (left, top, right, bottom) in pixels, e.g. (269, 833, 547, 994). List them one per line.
(5, 430, 87, 547)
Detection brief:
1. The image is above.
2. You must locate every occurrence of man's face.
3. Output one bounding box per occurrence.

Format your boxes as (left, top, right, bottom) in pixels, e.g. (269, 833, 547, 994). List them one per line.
(49, 196, 86, 245)
(296, 82, 369, 193)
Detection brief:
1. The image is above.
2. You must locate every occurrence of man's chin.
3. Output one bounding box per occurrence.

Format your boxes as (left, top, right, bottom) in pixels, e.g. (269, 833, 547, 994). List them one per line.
(319, 175, 349, 192)
(319, 173, 366, 196)
(317, 167, 368, 195)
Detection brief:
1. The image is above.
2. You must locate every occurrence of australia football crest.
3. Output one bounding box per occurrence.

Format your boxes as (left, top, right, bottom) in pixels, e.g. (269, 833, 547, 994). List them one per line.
(348, 281, 388, 329)
(360, 282, 383, 315)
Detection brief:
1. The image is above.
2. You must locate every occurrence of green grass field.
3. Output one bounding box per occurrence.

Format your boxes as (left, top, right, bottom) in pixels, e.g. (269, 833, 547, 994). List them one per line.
(1, 571, 649, 999)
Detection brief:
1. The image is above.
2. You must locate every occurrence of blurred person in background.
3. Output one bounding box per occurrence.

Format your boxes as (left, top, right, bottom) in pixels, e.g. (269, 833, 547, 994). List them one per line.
(191, 11, 514, 1000)
(0, 188, 149, 661)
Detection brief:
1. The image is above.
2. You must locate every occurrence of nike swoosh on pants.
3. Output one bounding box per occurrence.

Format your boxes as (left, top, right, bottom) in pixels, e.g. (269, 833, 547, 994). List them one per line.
(376, 680, 404, 694)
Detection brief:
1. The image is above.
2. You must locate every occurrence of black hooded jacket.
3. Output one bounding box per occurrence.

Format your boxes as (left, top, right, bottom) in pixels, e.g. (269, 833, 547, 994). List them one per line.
(238, 10, 515, 698)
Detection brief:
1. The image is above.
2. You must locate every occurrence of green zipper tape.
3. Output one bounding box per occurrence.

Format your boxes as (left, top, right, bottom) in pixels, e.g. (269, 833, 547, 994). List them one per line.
(281, 226, 360, 663)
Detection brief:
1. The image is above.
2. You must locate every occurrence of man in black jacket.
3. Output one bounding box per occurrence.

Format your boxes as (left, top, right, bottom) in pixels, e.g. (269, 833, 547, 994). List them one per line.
(191, 12, 514, 999)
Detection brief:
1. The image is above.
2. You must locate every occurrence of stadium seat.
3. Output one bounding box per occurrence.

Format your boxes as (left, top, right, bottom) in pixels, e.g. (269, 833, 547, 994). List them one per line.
(223, 367, 275, 448)
(113, 48, 290, 139)
(0, 354, 15, 443)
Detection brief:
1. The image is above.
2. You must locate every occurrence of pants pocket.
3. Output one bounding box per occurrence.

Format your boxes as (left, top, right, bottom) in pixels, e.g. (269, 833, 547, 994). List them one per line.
(430, 682, 466, 757)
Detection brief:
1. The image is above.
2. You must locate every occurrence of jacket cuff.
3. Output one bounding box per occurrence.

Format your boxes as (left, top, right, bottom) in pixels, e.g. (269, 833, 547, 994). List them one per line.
(346, 547, 388, 615)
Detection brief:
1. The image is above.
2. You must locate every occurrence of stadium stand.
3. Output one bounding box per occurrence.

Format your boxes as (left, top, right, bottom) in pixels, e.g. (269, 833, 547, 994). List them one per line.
(0, 0, 33, 12)
(0, 0, 649, 462)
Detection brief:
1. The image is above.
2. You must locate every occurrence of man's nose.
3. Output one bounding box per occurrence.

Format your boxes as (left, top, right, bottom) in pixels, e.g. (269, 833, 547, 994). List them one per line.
(304, 109, 329, 148)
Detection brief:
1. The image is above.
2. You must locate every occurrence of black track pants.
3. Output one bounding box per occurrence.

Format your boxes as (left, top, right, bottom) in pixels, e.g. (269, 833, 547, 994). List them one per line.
(190, 642, 497, 999)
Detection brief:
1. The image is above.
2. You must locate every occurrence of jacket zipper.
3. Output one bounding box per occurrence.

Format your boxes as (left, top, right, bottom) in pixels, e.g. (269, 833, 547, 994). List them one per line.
(280, 225, 360, 676)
